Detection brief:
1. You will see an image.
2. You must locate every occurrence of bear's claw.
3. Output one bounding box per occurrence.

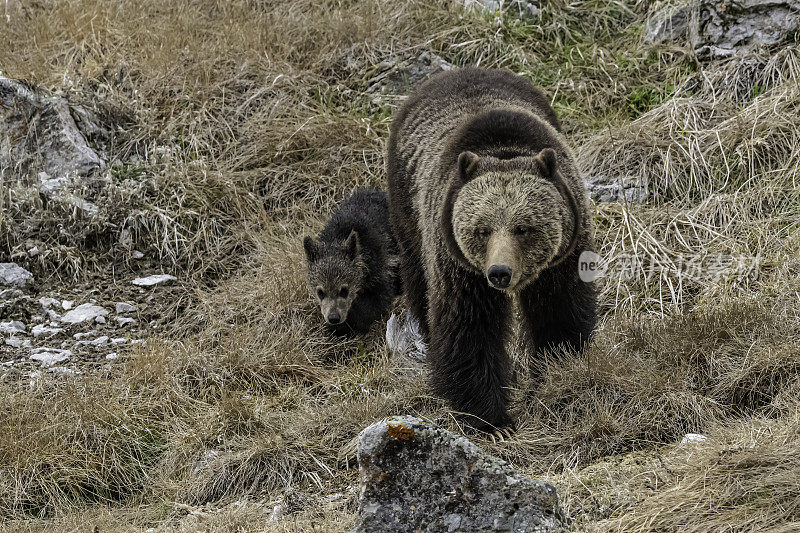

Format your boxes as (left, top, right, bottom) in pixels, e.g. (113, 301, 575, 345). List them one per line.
(489, 427, 516, 443)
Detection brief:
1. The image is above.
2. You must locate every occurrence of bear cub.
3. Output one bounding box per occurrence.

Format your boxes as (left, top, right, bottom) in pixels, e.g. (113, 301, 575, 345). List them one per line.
(303, 188, 400, 335)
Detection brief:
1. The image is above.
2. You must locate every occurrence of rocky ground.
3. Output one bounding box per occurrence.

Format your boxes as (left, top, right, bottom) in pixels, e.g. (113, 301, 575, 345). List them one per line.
(1, 261, 180, 382)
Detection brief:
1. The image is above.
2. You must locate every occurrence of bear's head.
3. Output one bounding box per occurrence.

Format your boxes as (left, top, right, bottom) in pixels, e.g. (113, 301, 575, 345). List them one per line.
(303, 230, 366, 326)
(443, 148, 581, 292)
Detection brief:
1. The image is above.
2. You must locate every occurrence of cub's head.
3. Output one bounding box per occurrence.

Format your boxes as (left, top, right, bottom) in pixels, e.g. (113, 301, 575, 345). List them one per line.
(443, 148, 581, 292)
(303, 230, 366, 326)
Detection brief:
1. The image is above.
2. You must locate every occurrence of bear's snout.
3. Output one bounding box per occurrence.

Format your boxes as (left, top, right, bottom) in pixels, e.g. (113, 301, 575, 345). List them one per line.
(327, 310, 342, 324)
(487, 264, 512, 289)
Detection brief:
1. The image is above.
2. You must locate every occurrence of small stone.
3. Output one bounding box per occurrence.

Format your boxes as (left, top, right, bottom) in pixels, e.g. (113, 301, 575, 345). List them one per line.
(90, 335, 109, 346)
(95, 315, 107, 324)
(0, 321, 26, 335)
(32, 324, 64, 338)
(61, 303, 108, 324)
(105, 352, 119, 360)
(46, 309, 61, 321)
(680, 433, 708, 445)
(115, 317, 137, 327)
(28, 371, 42, 388)
(131, 250, 144, 259)
(38, 297, 60, 309)
(111, 337, 128, 345)
(5, 337, 31, 349)
(48, 366, 76, 376)
(132, 274, 177, 287)
(115, 302, 137, 314)
(62, 300, 74, 310)
(0, 263, 34, 288)
(29, 348, 72, 367)
(73, 331, 94, 340)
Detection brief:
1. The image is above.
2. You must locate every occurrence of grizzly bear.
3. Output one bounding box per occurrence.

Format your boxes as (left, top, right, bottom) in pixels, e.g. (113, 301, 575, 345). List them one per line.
(387, 68, 597, 434)
(304, 188, 400, 335)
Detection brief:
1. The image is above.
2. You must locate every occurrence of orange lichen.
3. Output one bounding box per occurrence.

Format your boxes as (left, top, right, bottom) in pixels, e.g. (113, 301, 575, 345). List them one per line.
(386, 423, 415, 440)
(370, 471, 389, 482)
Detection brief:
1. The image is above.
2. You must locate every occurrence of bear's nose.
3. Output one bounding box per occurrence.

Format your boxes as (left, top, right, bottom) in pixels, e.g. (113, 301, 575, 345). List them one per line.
(487, 265, 512, 289)
(327, 311, 341, 324)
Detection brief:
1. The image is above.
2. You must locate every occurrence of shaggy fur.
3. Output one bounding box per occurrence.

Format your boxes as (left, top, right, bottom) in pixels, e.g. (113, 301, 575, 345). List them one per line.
(304, 188, 399, 335)
(387, 68, 597, 432)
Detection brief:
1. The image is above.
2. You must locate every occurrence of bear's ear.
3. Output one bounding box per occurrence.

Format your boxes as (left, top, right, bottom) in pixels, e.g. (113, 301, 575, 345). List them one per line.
(344, 230, 361, 259)
(532, 147, 584, 270)
(303, 236, 318, 262)
(534, 148, 558, 178)
(458, 151, 481, 180)
(440, 157, 481, 272)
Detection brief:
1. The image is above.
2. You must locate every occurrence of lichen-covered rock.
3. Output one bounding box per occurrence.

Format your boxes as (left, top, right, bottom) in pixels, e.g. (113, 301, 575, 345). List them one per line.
(693, 0, 800, 57)
(353, 416, 566, 533)
(0, 76, 105, 180)
(645, 0, 800, 57)
(364, 52, 453, 102)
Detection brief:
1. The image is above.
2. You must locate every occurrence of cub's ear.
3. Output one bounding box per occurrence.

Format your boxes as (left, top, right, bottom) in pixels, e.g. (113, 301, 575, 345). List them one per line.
(303, 236, 318, 262)
(534, 148, 558, 178)
(458, 151, 481, 180)
(344, 230, 361, 259)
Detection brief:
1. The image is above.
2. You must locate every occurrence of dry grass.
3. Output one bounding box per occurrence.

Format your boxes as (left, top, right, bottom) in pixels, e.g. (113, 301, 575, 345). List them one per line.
(1, 0, 800, 531)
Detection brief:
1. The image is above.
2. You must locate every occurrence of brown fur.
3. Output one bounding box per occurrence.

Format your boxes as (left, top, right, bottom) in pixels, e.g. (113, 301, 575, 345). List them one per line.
(387, 68, 597, 431)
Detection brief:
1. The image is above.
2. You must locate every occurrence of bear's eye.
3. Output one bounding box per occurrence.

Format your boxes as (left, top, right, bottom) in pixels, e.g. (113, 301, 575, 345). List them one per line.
(513, 225, 532, 236)
(339, 287, 349, 298)
(476, 228, 490, 239)
(317, 289, 325, 300)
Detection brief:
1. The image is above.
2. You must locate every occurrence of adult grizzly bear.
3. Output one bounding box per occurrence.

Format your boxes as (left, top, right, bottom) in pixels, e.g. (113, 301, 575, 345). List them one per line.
(387, 68, 596, 434)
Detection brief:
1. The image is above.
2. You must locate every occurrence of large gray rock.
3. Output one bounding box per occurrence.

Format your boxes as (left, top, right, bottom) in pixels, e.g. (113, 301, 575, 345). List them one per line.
(645, 0, 800, 57)
(354, 416, 565, 533)
(693, 0, 800, 57)
(0, 76, 105, 180)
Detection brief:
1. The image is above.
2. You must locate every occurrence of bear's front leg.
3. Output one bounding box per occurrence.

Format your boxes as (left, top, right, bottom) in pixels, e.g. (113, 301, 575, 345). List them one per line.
(520, 262, 597, 355)
(427, 272, 515, 433)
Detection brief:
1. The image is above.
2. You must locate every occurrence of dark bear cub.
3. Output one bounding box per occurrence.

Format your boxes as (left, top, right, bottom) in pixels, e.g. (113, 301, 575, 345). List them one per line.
(303, 188, 399, 335)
